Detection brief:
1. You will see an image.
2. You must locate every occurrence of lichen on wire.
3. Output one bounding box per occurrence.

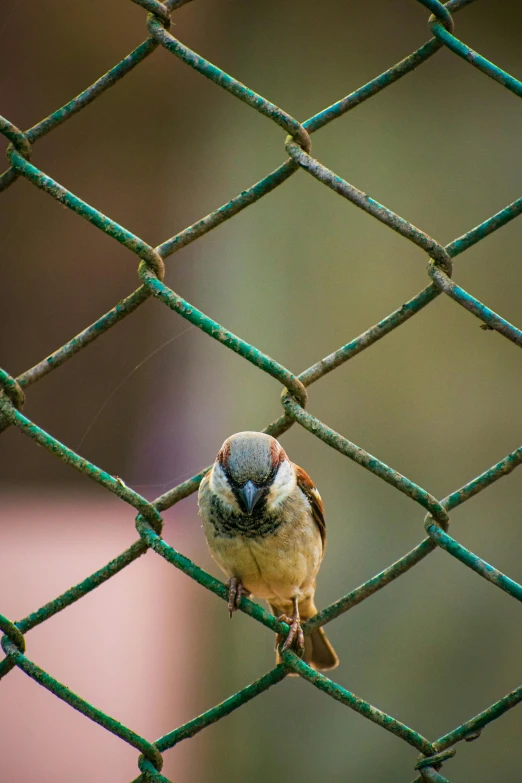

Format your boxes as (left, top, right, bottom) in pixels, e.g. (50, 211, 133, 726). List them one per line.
(1, 1, 522, 781)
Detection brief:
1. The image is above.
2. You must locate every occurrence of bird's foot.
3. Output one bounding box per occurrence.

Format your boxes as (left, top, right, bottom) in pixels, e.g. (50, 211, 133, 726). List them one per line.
(277, 603, 305, 658)
(227, 577, 250, 617)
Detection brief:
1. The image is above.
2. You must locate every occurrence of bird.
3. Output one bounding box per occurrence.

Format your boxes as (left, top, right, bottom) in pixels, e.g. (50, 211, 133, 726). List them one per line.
(198, 431, 338, 672)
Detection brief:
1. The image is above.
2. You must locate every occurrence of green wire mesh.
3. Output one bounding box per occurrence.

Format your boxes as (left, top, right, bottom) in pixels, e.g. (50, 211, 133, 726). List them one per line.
(1, 1, 522, 780)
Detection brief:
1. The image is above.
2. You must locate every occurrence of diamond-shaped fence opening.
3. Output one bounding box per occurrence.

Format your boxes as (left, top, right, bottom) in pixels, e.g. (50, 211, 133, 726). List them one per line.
(1, 1, 522, 781)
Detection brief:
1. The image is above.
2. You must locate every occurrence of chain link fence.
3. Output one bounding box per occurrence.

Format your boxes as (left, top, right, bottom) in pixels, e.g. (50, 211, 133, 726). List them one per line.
(1, 1, 522, 780)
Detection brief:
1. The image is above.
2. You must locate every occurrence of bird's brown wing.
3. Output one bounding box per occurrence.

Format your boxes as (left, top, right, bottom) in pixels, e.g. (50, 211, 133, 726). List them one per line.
(294, 464, 326, 550)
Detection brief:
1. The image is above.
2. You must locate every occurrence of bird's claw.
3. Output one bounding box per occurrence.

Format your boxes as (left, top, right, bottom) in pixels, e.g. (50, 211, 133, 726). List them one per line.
(227, 577, 249, 617)
(277, 612, 305, 658)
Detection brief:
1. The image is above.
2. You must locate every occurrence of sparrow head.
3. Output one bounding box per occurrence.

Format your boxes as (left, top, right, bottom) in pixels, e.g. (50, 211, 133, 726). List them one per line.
(211, 431, 290, 515)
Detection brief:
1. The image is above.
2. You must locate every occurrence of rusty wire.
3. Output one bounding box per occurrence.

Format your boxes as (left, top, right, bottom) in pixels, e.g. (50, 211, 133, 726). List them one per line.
(1, 1, 522, 781)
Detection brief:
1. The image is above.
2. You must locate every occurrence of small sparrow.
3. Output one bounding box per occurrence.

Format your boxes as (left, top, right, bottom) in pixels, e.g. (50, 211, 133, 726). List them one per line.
(198, 431, 338, 671)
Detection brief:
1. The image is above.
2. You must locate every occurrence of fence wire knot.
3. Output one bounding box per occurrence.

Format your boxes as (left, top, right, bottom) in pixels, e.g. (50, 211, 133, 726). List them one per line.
(0, 368, 25, 411)
(2, 1, 522, 781)
(0, 615, 26, 655)
(415, 748, 456, 771)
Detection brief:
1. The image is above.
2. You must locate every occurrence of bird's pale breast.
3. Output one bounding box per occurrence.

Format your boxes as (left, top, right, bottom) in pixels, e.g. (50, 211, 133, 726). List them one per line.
(200, 476, 323, 604)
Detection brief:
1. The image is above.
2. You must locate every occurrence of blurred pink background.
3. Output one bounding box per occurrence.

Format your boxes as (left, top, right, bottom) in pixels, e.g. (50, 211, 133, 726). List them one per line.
(0, 496, 208, 782)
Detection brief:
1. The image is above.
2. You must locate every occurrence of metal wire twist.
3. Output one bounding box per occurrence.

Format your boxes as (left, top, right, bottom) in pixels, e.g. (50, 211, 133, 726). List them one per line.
(1, 1, 522, 780)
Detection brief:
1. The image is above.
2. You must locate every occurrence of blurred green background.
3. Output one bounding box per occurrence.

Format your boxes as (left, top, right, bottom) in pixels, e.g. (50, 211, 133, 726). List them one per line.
(1, 1, 522, 781)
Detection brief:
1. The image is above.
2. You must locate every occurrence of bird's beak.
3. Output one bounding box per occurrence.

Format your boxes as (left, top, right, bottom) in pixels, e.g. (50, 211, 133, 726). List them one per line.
(240, 480, 264, 515)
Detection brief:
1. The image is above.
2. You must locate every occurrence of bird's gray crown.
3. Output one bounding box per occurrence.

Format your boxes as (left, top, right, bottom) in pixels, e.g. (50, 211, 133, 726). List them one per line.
(218, 431, 285, 486)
